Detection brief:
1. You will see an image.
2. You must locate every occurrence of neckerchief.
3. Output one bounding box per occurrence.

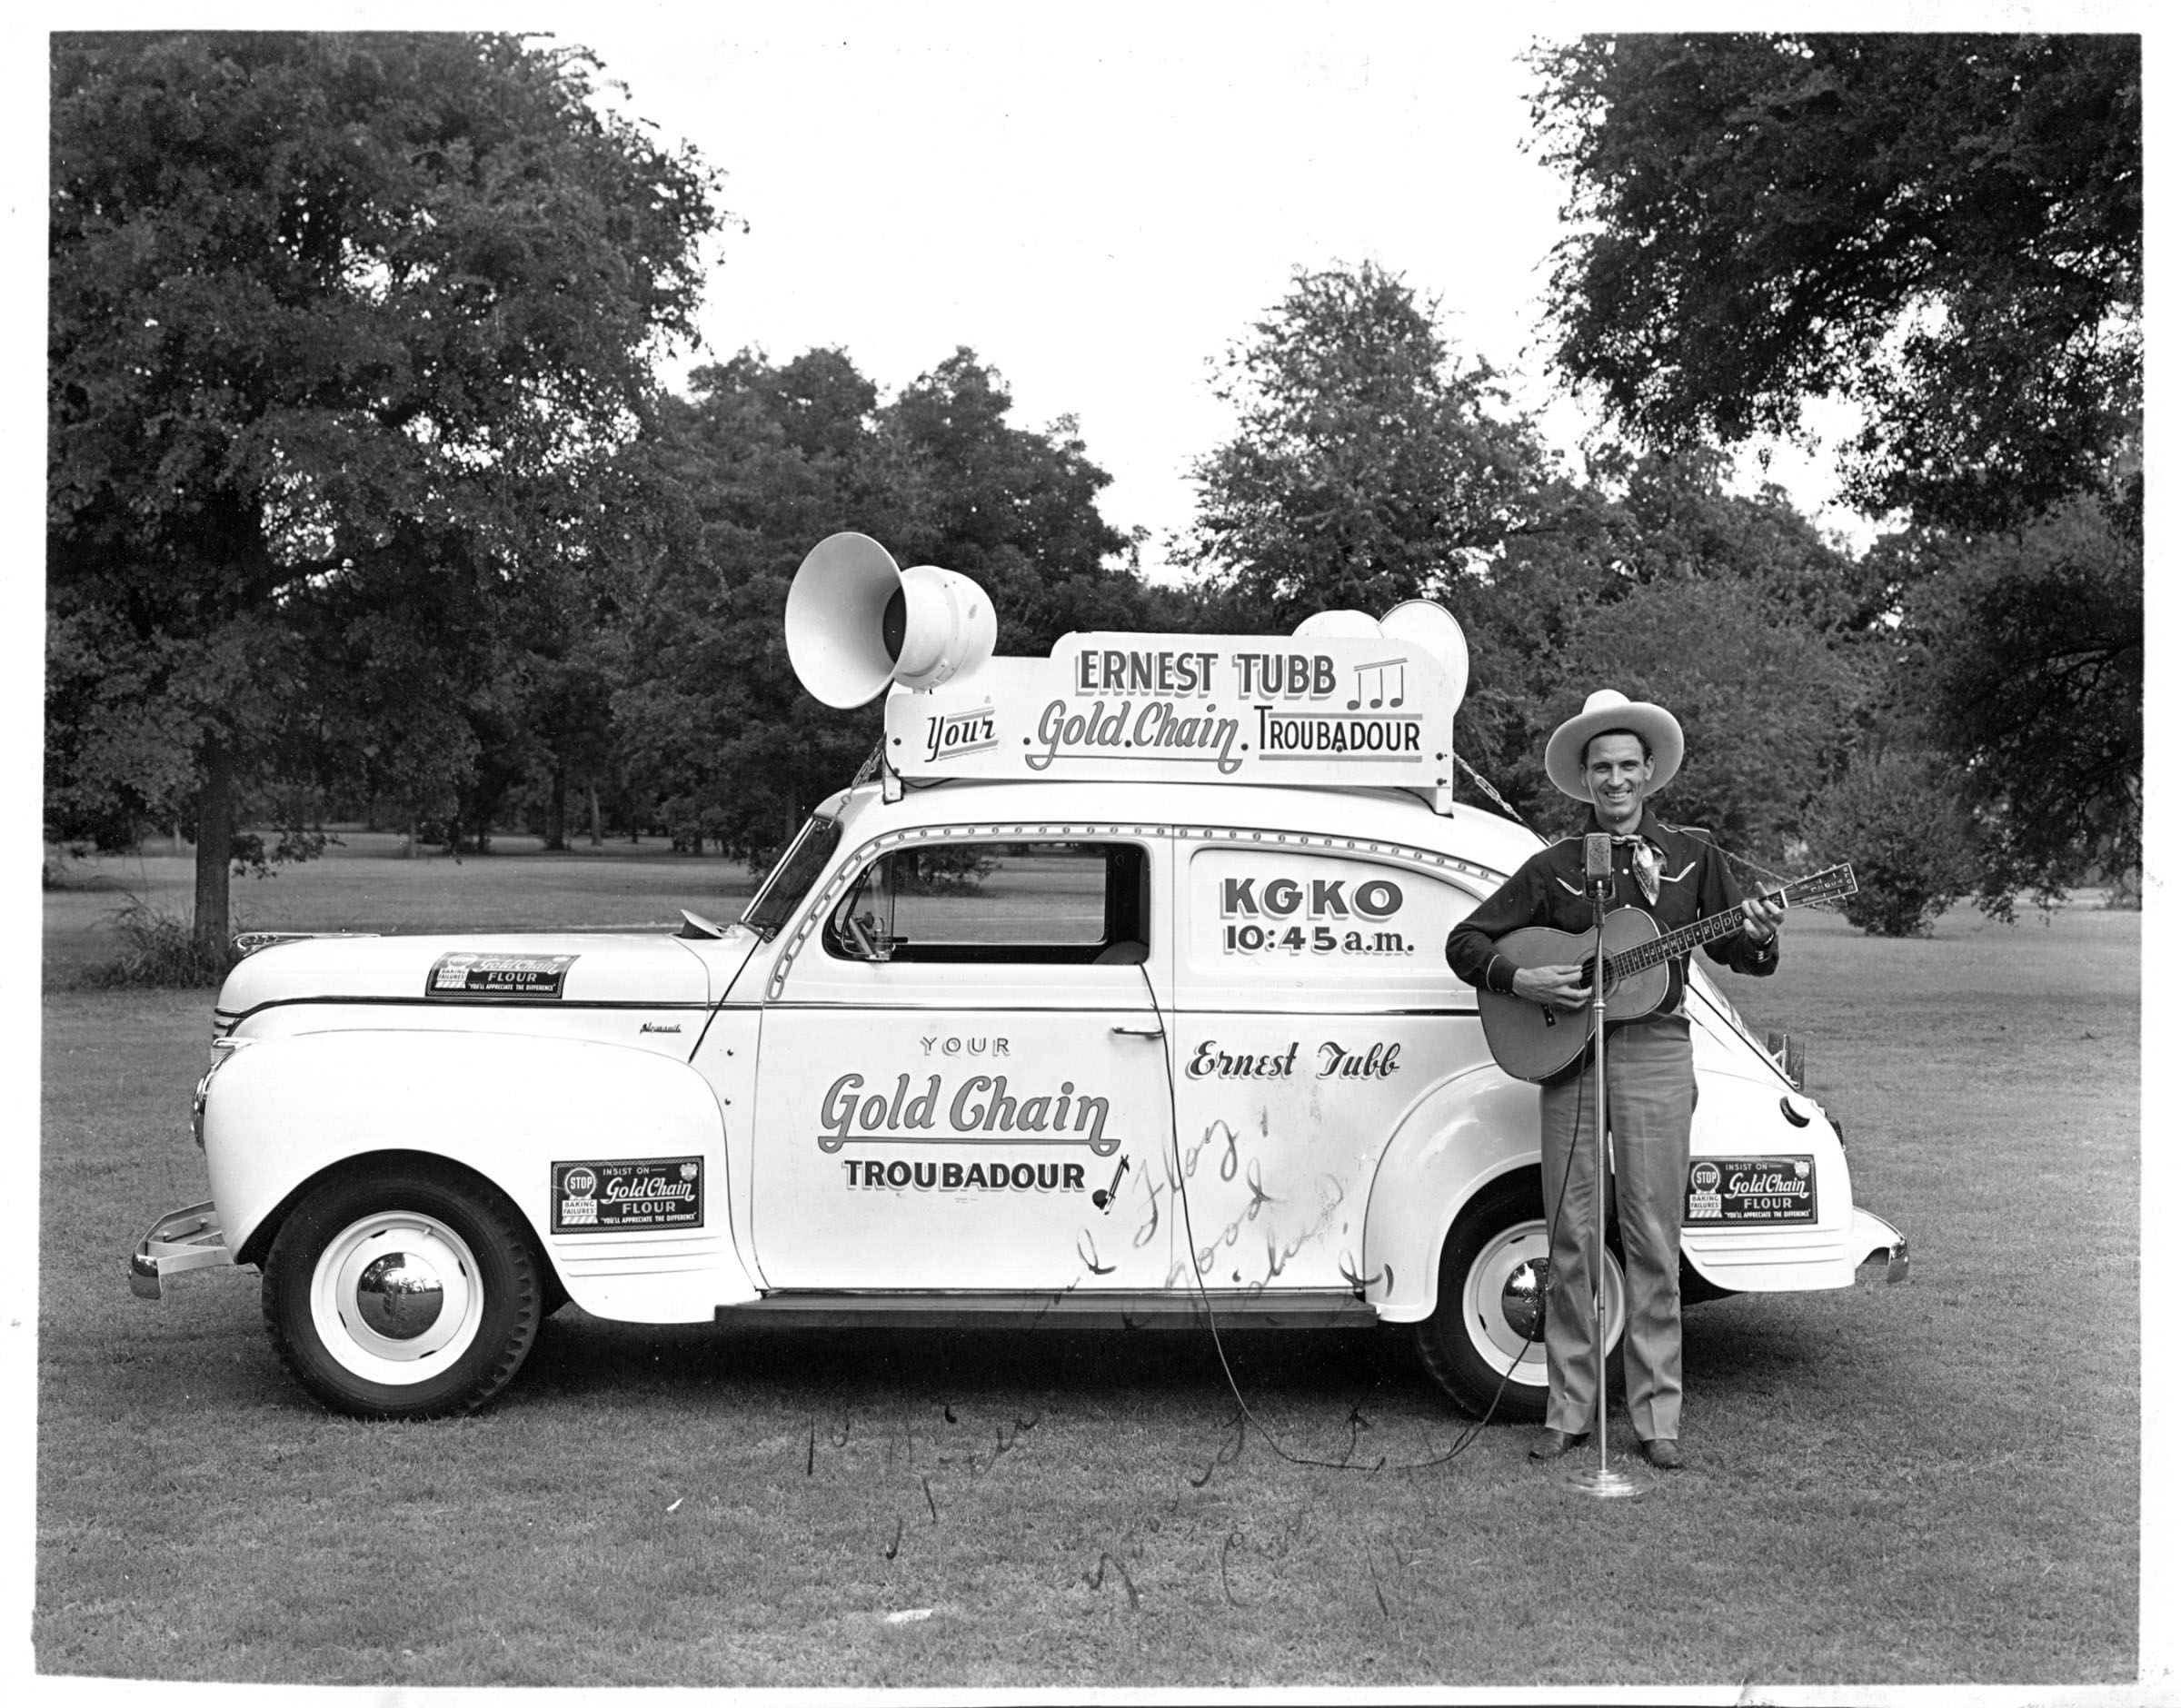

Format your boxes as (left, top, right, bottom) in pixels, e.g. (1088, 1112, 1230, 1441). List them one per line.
(1616, 834, 1662, 904)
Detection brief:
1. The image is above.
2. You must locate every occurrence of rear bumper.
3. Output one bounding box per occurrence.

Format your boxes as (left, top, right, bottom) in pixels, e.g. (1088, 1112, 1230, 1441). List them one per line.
(1682, 1204, 1909, 1293)
(128, 1201, 234, 1300)
(1853, 1207, 1909, 1284)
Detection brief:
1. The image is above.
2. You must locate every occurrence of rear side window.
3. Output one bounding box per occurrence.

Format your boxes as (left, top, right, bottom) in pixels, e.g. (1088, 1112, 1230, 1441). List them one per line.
(825, 840, 1150, 966)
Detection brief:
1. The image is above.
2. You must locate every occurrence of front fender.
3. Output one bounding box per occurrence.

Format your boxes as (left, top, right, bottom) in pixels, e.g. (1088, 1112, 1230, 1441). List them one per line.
(204, 1029, 756, 1322)
(1361, 1065, 1541, 1322)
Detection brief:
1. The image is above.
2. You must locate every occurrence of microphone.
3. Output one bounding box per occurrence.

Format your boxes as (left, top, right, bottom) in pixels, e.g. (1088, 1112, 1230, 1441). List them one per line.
(1583, 832, 1615, 900)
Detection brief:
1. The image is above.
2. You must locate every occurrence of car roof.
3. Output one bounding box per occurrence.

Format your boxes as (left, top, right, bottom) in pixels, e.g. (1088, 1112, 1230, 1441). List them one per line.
(827, 777, 1545, 879)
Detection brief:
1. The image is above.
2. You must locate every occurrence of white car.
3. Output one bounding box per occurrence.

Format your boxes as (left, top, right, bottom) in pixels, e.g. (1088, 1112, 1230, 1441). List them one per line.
(131, 535, 1906, 1421)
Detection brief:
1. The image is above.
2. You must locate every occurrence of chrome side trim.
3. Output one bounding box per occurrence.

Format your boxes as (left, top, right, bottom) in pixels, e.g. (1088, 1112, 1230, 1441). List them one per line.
(718, 1286, 1376, 1330)
(234, 929, 383, 957)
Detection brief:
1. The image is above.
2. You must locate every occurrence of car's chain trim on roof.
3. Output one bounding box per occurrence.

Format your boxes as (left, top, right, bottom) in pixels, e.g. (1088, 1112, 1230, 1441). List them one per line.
(768, 819, 1508, 999)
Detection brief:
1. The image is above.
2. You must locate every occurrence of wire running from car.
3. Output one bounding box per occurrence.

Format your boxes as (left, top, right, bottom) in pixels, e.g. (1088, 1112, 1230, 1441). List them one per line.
(1131, 965, 1559, 1475)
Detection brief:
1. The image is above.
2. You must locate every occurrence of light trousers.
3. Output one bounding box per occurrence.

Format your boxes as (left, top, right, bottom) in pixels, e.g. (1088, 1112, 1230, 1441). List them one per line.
(1538, 1014, 1696, 1441)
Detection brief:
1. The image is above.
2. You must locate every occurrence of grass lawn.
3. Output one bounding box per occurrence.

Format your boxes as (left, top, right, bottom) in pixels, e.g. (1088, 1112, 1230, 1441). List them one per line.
(35, 854, 2141, 1687)
(41, 830, 762, 989)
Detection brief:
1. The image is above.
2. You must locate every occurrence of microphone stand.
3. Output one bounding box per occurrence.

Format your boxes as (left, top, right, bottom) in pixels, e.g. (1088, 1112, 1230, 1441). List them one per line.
(1564, 851, 1650, 1500)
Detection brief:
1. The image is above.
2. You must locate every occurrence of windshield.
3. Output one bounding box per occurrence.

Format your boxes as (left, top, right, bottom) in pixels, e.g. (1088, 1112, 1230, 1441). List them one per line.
(739, 812, 842, 940)
(1688, 962, 1766, 1055)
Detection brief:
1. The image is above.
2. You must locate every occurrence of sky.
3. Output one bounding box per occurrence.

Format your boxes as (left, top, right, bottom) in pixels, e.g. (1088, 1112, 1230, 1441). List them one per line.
(566, 2, 1881, 574)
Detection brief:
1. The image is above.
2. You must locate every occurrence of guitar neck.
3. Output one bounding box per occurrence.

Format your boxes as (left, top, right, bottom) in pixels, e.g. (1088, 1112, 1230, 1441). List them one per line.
(1610, 889, 1782, 978)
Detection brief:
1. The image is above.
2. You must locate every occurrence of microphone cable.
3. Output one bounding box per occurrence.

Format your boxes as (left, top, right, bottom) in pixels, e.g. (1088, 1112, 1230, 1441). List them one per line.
(1132, 964, 1570, 1475)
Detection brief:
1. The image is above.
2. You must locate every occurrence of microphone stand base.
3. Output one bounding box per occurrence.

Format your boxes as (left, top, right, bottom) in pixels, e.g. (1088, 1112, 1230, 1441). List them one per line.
(1560, 1461, 1654, 1501)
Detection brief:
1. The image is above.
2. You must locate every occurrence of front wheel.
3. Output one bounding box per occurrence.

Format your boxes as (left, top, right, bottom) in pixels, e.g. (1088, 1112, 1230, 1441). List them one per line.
(262, 1165, 543, 1419)
(1413, 1173, 1626, 1424)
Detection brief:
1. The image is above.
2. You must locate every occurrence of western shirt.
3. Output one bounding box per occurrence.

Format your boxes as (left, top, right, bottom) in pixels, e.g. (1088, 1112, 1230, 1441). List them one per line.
(1444, 806, 1778, 1016)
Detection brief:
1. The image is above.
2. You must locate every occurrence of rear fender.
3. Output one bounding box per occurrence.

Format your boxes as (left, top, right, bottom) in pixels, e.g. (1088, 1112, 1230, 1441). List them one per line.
(1360, 1067, 1542, 1322)
(204, 1030, 755, 1322)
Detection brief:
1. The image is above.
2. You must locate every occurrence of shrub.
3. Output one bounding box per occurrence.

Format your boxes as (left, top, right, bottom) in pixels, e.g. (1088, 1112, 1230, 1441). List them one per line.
(82, 900, 234, 988)
(895, 847, 1000, 895)
(1807, 750, 1976, 937)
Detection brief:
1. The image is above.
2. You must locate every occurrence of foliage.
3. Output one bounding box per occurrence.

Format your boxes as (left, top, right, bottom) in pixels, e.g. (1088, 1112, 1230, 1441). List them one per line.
(47, 31, 722, 944)
(1174, 266, 1889, 857)
(1890, 493, 2142, 919)
(80, 899, 234, 987)
(1805, 749, 1975, 936)
(1183, 262, 1553, 629)
(892, 845, 1001, 896)
(623, 346, 1185, 867)
(885, 349, 1160, 645)
(615, 349, 904, 863)
(1545, 571, 1877, 858)
(1529, 34, 2141, 532)
(1476, 448, 1883, 832)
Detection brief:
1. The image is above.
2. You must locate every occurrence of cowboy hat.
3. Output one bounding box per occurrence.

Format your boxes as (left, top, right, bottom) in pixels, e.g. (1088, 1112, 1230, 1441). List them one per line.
(1543, 689, 1684, 800)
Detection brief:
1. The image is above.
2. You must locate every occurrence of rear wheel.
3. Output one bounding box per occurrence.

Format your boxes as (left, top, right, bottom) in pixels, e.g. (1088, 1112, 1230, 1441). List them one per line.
(1413, 1173, 1626, 1423)
(262, 1165, 542, 1418)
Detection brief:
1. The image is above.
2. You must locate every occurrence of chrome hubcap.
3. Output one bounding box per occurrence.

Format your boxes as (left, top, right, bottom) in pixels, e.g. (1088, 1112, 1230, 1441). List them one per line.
(1499, 1256, 1548, 1342)
(310, 1210, 484, 1385)
(355, 1251, 447, 1339)
(1462, 1218, 1625, 1385)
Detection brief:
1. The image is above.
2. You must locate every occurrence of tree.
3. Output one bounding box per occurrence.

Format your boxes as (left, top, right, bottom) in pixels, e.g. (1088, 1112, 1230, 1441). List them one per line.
(616, 348, 904, 861)
(1806, 749, 1975, 936)
(47, 32, 720, 953)
(618, 345, 1169, 868)
(1182, 263, 1553, 629)
(1177, 265, 1888, 849)
(1549, 574, 1875, 858)
(1472, 451, 1880, 849)
(883, 348, 1150, 649)
(1529, 34, 2140, 532)
(1893, 494, 2142, 914)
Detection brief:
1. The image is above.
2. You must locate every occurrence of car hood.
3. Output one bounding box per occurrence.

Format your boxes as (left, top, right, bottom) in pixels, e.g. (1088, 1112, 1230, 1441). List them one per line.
(215, 928, 754, 1019)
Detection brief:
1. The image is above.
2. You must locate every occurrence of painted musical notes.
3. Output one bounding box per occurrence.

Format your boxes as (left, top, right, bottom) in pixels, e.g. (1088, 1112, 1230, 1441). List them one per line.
(1346, 658, 1406, 710)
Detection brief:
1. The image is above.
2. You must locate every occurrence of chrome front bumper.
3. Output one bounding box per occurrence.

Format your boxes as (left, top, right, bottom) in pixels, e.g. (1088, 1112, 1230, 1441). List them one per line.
(128, 1201, 234, 1300)
(1852, 1207, 1909, 1284)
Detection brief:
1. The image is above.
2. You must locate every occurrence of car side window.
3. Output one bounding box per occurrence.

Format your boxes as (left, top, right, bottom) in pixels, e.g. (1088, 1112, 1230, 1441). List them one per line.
(824, 840, 1150, 966)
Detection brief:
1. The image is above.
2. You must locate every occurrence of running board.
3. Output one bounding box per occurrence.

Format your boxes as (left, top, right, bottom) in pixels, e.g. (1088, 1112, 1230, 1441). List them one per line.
(717, 1287, 1377, 1330)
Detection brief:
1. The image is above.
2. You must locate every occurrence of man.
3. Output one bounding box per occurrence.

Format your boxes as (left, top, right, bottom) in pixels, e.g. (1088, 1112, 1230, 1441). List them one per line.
(1445, 690, 1785, 1471)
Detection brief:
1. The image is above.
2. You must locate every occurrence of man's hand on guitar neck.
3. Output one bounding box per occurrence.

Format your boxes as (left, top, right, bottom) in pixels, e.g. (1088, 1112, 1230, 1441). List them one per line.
(1741, 894, 1786, 944)
(1511, 963, 1591, 1011)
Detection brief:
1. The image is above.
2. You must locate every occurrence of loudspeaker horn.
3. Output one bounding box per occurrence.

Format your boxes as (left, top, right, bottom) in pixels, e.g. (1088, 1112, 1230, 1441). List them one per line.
(1378, 601, 1469, 710)
(1292, 609, 1383, 640)
(785, 532, 997, 708)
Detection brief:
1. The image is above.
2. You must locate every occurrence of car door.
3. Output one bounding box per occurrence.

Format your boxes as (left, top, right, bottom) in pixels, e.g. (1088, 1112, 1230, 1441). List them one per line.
(752, 829, 1177, 1291)
(1168, 829, 1498, 1296)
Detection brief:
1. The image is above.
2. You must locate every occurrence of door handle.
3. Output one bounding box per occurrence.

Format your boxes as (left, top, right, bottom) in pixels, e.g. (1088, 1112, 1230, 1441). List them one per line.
(1110, 1023, 1165, 1038)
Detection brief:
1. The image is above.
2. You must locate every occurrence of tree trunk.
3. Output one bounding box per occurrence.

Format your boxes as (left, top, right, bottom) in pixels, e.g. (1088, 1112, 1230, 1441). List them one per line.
(544, 763, 567, 851)
(194, 740, 234, 958)
(588, 781, 602, 848)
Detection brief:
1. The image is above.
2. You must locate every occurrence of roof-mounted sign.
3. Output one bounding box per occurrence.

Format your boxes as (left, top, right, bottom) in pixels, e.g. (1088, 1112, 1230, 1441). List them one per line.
(786, 533, 1472, 809)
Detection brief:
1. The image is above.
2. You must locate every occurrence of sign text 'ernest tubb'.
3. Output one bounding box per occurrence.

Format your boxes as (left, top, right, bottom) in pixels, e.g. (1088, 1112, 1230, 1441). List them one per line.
(884, 631, 1458, 795)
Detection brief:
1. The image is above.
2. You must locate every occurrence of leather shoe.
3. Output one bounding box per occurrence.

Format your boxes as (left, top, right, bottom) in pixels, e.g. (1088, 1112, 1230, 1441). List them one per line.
(1639, 1436, 1686, 1471)
(1529, 1427, 1589, 1461)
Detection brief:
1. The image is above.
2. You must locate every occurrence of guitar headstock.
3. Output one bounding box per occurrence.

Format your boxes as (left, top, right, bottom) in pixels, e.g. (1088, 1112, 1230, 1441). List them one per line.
(1782, 863, 1858, 908)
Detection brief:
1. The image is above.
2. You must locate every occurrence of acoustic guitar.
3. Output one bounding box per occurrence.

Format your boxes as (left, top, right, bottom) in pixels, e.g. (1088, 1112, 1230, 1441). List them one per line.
(1476, 864, 1857, 1082)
